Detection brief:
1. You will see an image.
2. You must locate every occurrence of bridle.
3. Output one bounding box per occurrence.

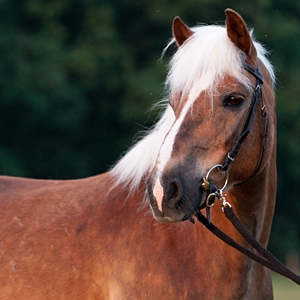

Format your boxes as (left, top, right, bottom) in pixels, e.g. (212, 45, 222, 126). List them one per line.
(186, 60, 300, 285)
(221, 60, 268, 177)
(200, 59, 268, 218)
(183, 59, 268, 222)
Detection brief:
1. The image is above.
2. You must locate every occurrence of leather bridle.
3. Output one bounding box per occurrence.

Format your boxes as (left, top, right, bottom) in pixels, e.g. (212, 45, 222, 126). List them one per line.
(221, 60, 268, 178)
(200, 59, 269, 216)
(183, 60, 268, 222)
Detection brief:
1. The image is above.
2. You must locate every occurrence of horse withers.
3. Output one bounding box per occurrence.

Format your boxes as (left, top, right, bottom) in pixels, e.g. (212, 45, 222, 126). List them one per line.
(0, 9, 276, 300)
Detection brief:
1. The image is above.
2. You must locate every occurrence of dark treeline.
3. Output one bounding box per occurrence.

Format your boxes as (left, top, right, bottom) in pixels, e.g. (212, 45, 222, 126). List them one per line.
(0, 0, 300, 262)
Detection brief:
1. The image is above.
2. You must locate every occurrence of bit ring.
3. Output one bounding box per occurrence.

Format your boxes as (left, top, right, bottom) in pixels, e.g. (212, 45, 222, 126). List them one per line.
(205, 164, 228, 191)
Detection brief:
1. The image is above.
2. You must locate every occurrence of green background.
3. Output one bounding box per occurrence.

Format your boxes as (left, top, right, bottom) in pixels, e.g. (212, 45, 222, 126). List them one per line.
(0, 0, 300, 269)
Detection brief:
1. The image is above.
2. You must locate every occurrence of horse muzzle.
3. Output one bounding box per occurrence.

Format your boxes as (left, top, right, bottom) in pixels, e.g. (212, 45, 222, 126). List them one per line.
(146, 172, 206, 223)
(146, 164, 229, 223)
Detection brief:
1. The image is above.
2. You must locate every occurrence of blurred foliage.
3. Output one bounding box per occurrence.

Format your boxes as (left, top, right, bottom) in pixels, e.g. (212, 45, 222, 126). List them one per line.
(0, 0, 300, 261)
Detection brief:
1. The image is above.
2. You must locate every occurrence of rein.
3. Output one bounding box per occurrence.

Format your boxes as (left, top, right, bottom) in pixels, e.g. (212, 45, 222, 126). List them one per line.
(191, 60, 300, 285)
(196, 167, 300, 285)
(196, 203, 300, 286)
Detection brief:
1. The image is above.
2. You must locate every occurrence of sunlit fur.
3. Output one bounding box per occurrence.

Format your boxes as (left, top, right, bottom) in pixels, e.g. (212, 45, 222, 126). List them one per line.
(111, 24, 275, 192)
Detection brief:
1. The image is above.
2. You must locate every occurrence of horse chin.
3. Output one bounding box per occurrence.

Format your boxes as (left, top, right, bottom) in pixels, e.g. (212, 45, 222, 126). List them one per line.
(151, 212, 179, 224)
(147, 189, 205, 223)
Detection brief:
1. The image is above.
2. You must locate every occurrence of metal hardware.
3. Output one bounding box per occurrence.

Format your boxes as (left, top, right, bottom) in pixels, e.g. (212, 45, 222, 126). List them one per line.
(206, 193, 216, 208)
(201, 163, 232, 215)
(227, 153, 234, 162)
(261, 104, 267, 117)
(205, 164, 228, 191)
(200, 177, 210, 191)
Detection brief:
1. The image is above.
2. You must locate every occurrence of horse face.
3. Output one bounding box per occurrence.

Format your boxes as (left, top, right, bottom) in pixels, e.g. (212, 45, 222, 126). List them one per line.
(147, 75, 261, 222)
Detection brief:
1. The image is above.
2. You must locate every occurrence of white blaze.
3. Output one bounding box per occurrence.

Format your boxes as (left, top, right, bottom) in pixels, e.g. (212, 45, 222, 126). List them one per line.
(152, 79, 211, 209)
(153, 177, 164, 211)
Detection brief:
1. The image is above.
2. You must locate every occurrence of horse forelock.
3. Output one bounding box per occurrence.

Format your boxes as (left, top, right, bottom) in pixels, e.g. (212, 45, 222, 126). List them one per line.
(111, 23, 275, 195)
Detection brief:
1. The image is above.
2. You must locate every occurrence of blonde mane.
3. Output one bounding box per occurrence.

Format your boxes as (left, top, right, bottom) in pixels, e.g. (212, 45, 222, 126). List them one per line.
(111, 24, 275, 192)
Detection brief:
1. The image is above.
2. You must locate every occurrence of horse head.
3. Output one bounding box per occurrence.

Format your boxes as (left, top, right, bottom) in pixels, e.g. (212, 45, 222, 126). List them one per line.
(146, 9, 275, 223)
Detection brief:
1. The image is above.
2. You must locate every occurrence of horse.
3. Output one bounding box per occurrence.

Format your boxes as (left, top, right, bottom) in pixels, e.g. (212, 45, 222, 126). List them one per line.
(0, 9, 276, 300)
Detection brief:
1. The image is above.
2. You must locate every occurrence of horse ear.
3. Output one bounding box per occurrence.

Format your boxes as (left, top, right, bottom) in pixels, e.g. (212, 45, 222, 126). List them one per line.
(172, 16, 193, 46)
(225, 9, 257, 60)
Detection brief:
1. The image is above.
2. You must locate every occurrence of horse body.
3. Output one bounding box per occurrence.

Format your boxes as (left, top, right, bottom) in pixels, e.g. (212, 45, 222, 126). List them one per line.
(0, 174, 273, 299)
(0, 9, 277, 300)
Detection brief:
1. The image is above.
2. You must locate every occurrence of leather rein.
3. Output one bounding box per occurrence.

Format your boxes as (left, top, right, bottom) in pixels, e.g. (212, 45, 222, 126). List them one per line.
(190, 61, 300, 285)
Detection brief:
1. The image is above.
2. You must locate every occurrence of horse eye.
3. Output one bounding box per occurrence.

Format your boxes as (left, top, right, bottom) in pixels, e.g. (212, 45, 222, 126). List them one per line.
(224, 95, 244, 107)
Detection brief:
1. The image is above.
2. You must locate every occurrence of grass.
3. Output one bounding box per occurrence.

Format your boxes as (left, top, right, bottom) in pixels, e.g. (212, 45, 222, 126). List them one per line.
(272, 272, 300, 299)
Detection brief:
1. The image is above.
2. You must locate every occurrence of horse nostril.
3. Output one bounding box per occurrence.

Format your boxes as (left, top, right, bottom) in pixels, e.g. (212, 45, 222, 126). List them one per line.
(169, 182, 179, 198)
(165, 181, 182, 207)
